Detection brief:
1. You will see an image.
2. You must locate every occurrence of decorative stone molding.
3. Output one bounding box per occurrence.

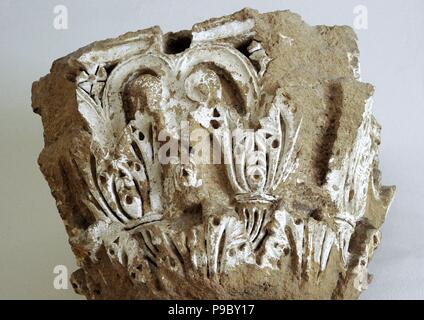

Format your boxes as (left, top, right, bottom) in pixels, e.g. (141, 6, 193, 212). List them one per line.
(32, 8, 395, 299)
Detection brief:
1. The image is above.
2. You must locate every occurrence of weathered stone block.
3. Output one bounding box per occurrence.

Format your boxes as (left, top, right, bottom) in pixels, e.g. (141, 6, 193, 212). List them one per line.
(32, 8, 395, 299)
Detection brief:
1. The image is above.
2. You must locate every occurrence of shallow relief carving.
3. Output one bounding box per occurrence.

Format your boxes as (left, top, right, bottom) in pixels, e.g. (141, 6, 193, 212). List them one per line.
(32, 9, 395, 299)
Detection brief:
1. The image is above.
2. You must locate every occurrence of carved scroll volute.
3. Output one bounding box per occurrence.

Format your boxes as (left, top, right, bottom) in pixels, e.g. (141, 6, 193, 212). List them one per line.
(185, 69, 222, 107)
(102, 54, 173, 131)
(181, 45, 260, 116)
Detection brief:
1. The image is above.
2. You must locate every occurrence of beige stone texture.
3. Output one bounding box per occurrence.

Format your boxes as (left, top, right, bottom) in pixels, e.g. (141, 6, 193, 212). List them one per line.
(32, 8, 395, 299)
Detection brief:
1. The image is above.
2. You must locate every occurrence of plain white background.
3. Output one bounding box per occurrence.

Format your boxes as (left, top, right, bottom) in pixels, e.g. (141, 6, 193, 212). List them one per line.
(0, 0, 423, 299)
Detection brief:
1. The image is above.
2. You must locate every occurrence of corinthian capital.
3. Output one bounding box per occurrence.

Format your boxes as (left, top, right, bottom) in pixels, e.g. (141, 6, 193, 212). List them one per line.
(32, 8, 395, 300)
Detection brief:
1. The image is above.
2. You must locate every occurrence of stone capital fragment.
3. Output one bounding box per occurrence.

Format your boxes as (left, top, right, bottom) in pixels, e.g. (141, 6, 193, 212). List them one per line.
(32, 8, 395, 299)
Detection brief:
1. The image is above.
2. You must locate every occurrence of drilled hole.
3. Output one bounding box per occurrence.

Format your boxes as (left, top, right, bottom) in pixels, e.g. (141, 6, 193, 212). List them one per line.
(99, 175, 107, 184)
(125, 195, 133, 205)
(310, 209, 323, 221)
(210, 119, 220, 129)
